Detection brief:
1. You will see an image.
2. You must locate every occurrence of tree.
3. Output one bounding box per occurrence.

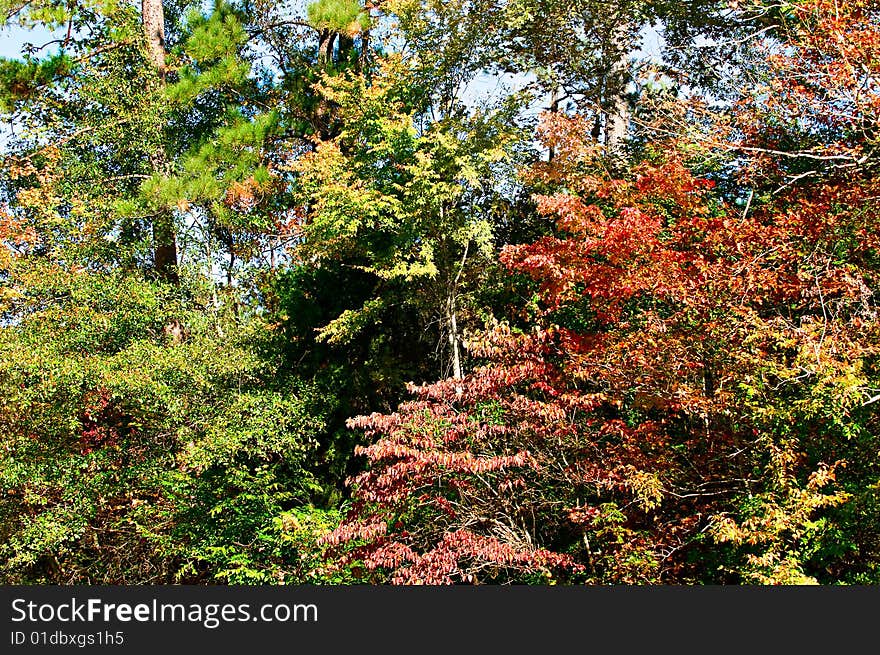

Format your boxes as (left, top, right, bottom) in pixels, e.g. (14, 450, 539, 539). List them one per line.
(289, 48, 530, 381)
(0, 0, 346, 584)
(3, 0, 878, 587)
(141, 0, 180, 284)
(323, 92, 880, 583)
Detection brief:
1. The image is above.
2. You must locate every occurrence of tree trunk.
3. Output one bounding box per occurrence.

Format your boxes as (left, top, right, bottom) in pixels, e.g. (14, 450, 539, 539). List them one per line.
(358, 28, 370, 70)
(337, 34, 354, 64)
(142, 0, 178, 285)
(548, 86, 561, 161)
(152, 200, 179, 285)
(446, 290, 463, 381)
(142, 0, 166, 75)
(603, 21, 631, 168)
(444, 233, 469, 386)
(318, 29, 336, 66)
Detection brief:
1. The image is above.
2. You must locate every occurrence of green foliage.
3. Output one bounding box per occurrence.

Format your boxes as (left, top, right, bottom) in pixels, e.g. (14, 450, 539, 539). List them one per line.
(0, 54, 71, 111)
(290, 58, 531, 380)
(307, 0, 370, 33)
(0, 267, 338, 582)
(266, 261, 437, 495)
(2, 0, 878, 589)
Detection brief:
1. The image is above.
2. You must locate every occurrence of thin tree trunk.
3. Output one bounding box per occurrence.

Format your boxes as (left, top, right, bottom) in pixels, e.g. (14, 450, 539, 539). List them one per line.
(445, 235, 469, 385)
(548, 86, 561, 161)
(142, 0, 178, 284)
(358, 28, 370, 70)
(360, 1, 374, 70)
(446, 290, 462, 381)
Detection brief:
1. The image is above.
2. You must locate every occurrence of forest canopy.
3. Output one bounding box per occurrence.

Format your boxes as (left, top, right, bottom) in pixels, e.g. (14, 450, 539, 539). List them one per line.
(1, 0, 879, 585)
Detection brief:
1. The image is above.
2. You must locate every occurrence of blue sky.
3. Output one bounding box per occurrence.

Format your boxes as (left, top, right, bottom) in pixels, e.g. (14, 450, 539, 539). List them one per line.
(0, 17, 667, 121)
(1, 19, 665, 60)
(0, 25, 64, 59)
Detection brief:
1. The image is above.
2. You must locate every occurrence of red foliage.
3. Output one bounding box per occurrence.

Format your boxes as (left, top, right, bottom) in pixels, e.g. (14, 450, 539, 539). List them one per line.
(324, 115, 879, 580)
(78, 388, 127, 454)
(732, 0, 880, 184)
(324, 0, 880, 583)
